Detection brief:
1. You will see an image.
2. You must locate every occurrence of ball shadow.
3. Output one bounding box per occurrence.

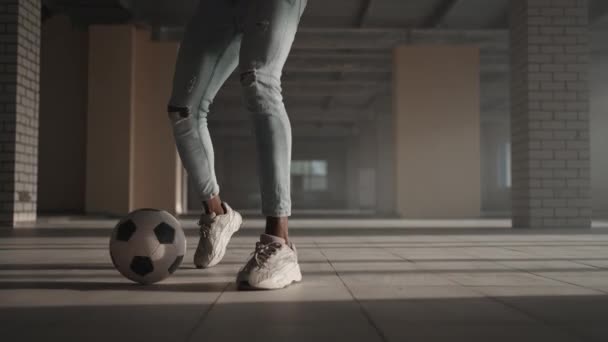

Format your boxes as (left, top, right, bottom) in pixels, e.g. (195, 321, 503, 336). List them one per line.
(0, 280, 235, 292)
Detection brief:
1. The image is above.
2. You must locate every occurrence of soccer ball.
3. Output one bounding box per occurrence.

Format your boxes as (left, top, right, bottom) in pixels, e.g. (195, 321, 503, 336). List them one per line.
(109, 208, 186, 284)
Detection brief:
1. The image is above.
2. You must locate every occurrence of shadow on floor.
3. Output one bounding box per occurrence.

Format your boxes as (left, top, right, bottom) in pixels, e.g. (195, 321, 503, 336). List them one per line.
(0, 280, 231, 292)
(3, 227, 608, 238)
(2, 263, 608, 279)
(1, 295, 607, 341)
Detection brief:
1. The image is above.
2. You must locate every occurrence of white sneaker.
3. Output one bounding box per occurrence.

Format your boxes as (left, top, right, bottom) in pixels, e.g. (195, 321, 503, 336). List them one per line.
(194, 202, 242, 269)
(236, 234, 302, 290)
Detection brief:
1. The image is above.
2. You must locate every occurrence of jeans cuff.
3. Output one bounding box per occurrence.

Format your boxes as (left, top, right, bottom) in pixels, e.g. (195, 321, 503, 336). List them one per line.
(199, 186, 220, 202)
(263, 209, 291, 217)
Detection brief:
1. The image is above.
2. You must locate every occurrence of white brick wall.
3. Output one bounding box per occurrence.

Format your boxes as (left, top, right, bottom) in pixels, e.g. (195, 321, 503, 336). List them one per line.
(0, 0, 40, 227)
(510, 0, 590, 228)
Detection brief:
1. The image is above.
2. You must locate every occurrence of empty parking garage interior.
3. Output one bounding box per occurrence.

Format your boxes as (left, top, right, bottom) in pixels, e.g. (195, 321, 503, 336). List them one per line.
(2, 0, 608, 341)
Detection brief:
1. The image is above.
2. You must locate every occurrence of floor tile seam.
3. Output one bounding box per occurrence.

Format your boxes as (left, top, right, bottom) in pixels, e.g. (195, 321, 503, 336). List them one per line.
(444, 272, 604, 336)
(490, 257, 601, 282)
(459, 245, 538, 261)
(496, 246, 608, 270)
(379, 246, 477, 287)
(470, 290, 591, 342)
(499, 245, 602, 264)
(313, 241, 389, 342)
(563, 259, 607, 270)
(489, 250, 607, 293)
(319, 241, 587, 341)
(494, 260, 608, 280)
(375, 244, 418, 264)
(304, 243, 608, 248)
(497, 247, 601, 270)
(184, 282, 230, 342)
(520, 270, 608, 295)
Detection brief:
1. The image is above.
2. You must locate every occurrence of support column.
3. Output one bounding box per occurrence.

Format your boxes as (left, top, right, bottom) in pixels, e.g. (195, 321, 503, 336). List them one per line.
(510, 0, 591, 228)
(393, 46, 481, 219)
(86, 26, 181, 216)
(86, 25, 135, 216)
(0, 0, 41, 227)
(374, 99, 395, 216)
(357, 118, 377, 211)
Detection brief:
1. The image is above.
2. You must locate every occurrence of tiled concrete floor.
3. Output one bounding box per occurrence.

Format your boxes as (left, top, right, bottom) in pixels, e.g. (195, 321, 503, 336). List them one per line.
(2, 218, 608, 342)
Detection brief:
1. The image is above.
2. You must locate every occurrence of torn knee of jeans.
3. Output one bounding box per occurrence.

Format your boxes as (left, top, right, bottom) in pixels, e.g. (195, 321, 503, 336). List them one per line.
(240, 70, 257, 86)
(167, 105, 191, 120)
(255, 20, 270, 32)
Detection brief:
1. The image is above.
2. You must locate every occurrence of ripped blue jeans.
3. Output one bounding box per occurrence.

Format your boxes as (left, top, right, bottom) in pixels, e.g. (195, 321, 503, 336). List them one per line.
(168, 0, 307, 217)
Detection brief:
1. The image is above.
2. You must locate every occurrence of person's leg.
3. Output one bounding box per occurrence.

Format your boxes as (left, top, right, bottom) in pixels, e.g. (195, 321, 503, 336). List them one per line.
(238, 0, 308, 241)
(168, 0, 242, 216)
(167, 0, 244, 269)
(235, 0, 308, 290)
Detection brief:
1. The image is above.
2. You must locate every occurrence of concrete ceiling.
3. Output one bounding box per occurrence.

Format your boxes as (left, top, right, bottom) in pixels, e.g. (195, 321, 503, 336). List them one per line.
(43, 0, 608, 29)
(42, 0, 608, 125)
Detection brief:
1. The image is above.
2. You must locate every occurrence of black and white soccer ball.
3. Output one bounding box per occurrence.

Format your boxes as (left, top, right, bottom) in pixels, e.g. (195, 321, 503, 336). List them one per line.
(109, 208, 186, 285)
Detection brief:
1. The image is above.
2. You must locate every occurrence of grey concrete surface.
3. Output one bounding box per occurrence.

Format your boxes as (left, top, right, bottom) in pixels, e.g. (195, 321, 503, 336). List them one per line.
(1, 218, 608, 341)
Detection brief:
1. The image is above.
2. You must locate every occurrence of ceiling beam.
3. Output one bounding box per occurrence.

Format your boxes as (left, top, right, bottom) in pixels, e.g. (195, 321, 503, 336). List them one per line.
(288, 52, 508, 73)
(337, 0, 374, 112)
(294, 28, 509, 51)
(216, 81, 390, 100)
(228, 70, 396, 87)
(43, 0, 132, 24)
(208, 122, 357, 138)
(208, 106, 366, 123)
(148, 27, 407, 48)
(409, 29, 509, 50)
(208, 98, 511, 125)
(286, 56, 390, 73)
(225, 71, 391, 84)
(293, 28, 409, 50)
(422, 0, 460, 28)
(152, 27, 510, 52)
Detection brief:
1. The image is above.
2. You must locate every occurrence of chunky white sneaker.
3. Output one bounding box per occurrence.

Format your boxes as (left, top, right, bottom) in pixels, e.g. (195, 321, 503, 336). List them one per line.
(236, 234, 302, 290)
(194, 202, 242, 269)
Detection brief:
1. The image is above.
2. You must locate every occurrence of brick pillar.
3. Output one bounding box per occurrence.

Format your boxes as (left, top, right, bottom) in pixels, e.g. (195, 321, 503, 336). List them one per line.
(0, 0, 41, 227)
(510, 0, 591, 228)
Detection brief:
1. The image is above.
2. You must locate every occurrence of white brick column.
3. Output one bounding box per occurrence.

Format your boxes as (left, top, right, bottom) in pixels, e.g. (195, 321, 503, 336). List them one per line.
(510, 0, 591, 228)
(0, 0, 41, 227)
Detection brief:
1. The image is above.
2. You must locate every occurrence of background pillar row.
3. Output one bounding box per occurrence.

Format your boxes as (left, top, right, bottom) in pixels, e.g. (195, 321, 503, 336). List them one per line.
(0, 0, 41, 227)
(509, 0, 591, 228)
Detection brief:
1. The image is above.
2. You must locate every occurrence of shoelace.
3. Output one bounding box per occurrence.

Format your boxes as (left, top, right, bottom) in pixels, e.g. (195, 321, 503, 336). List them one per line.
(198, 215, 215, 239)
(252, 242, 281, 268)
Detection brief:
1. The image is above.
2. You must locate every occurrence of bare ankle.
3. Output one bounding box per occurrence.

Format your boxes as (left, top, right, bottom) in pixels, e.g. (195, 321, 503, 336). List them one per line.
(203, 195, 225, 216)
(265, 216, 289, 242)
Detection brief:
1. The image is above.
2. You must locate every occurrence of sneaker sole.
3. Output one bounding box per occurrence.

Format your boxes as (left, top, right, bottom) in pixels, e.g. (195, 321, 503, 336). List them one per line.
(239, 264, 302, 291)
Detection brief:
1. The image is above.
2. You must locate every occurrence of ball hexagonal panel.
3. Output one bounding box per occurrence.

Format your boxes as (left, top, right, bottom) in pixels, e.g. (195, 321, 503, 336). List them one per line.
(130, 256, 154, 277)
(115, 219, 136, 241)
(154, 222, 175, 244)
